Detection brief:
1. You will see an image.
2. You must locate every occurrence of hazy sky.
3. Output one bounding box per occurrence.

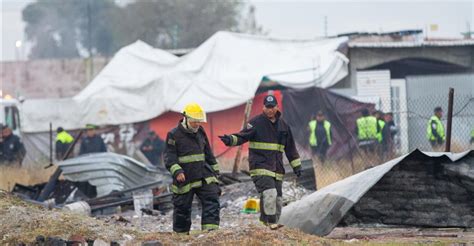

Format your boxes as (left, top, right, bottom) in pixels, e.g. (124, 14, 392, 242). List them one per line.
(1, 0, 473, 61)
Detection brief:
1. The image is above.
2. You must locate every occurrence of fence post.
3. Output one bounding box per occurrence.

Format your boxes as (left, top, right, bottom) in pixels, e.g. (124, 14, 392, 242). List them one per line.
(445, 88, 454, 152)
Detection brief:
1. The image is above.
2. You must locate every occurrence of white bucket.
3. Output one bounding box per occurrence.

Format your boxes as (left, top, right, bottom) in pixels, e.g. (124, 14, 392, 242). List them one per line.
(63, 201, 91, 216)
(133, 189, 153, 216)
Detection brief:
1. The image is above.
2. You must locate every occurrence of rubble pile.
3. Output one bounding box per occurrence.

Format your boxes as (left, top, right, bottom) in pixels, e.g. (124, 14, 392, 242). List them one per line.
(101, 181, 312, 232)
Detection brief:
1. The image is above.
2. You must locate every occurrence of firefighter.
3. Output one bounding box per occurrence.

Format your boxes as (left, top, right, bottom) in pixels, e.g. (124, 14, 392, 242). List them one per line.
(164, 103, 220, 234)
(426, 106, 445, 151)
(219, 95, 301, 229)
(308, 111, 332, 163)
(355, 108, 378, 154)
(79, 124, 107, 155)
(56, 127, 74, 160)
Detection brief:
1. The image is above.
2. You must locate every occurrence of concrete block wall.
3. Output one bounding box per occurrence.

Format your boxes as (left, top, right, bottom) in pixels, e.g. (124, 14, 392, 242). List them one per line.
(1, 57, 108, 99)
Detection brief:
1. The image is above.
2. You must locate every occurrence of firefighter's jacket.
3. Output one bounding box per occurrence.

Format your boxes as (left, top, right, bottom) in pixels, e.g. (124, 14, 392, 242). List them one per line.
(228, 112, 301, 180)
(165, 120, 219, 194)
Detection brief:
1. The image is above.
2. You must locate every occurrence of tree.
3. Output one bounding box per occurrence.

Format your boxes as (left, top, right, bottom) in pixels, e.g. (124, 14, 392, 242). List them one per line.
(22, 0, 262, 59)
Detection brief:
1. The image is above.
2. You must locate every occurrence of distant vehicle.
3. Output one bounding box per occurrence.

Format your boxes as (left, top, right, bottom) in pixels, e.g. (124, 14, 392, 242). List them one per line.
(0, 97, 22, 137)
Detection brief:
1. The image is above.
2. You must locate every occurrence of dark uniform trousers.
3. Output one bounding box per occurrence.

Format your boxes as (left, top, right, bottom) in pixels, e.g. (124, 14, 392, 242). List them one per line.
(173, 181, 220, 233)
(252, 176, 283, 224)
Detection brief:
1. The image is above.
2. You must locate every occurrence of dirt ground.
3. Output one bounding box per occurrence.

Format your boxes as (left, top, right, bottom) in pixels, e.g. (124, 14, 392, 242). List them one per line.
(2, 187, 474, 245)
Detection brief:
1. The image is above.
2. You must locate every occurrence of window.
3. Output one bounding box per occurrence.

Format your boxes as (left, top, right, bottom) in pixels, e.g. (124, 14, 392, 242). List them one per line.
(4, 106, 20, 131)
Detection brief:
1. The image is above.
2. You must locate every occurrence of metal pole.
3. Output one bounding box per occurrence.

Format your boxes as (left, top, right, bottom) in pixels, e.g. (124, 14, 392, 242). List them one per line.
(445, 88, 454, 152)
(87, 0, 93, 78)
(38, 130, 84, 201)
(232, 99, 253, 175)
(49, 123, 53, 166)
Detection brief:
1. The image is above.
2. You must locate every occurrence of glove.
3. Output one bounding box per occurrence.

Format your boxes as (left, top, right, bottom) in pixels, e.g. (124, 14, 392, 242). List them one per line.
(219, 135, 232, 146)
(293, 166, 302, 178)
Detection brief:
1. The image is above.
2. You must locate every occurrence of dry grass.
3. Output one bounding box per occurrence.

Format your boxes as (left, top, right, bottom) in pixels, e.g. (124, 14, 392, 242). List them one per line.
(0, 190, 333, 245)
(0, 165, 57, 191)
(138, 224, 332, 245)
(1, 187, 470, 245)
(0, 190, 134, 244)
(313, 152, 386, 189)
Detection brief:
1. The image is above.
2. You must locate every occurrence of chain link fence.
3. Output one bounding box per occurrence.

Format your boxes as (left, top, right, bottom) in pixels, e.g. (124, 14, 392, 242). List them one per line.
(311, 94, 474, 189)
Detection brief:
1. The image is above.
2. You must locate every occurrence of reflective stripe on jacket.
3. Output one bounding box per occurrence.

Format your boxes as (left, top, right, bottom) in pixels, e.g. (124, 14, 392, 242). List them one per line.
(228, 112, 301, 178)
(164, 121, 219, 194)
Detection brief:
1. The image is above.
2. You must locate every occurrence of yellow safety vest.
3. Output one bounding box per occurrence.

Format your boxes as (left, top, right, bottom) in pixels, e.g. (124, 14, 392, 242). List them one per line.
(356, 116, 377, 140)
(426, 116, 445, 141)
(308, 120, 332, 147)
(376, 119, 385, 143)
(56, 131, 74, 144)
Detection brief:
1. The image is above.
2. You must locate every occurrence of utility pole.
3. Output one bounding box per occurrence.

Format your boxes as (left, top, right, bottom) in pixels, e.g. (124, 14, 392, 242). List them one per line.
(445, 88, 454, 152)
(87, 0, 93, 80)
(172, 25, 179, 49)
(324, 16, 328, 37)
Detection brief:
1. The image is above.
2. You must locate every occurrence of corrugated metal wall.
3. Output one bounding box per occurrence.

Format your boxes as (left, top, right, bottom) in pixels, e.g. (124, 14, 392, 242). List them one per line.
(356, 70, 392, 112)
(406, 73, 474, 151)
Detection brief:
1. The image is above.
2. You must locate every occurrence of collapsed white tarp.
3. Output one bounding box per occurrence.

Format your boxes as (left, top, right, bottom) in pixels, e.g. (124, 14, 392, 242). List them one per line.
(279, 150, 473, 236)
(22, 31, 348, 132)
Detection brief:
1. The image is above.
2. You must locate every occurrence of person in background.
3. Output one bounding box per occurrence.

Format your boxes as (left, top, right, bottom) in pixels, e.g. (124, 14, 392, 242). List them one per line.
(140, 130, 165, 166)
(426, 107, 445, 151)
(355, 108, 378, 154)
(79, 124, 107, 155)
(0, 124, 25, 166)
(55, 127, 74, 160)
(308, 111, 332, 163)
(384, 112, 398, 141)
(470, 128, 474, 147)
(374, 111, 390, 161)
(383, 112, 397, 159)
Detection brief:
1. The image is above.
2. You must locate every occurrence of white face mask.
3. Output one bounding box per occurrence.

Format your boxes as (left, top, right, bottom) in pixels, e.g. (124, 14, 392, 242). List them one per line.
(187, 120, 200, 133)
(182, 117, 200, 133)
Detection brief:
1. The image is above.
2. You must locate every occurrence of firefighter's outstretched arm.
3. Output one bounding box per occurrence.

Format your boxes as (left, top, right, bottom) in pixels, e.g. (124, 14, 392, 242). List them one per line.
(203, 131, 219, 174)
(219, 123, 256, 146)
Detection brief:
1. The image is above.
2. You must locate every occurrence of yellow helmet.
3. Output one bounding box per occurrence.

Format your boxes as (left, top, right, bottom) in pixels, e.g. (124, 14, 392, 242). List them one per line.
(182, 103, 207, 122)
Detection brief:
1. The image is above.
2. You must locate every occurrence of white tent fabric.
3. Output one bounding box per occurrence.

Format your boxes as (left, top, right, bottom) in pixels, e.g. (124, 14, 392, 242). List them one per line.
(21, 31, 348, 132)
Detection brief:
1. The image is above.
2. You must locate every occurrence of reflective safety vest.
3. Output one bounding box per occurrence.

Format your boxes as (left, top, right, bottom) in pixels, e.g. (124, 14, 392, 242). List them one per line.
(426, 116, 445, 141)
(356, 116, 377, 140)
(56, 131, 74, 144)
(376, 119, 385, 143)
(308, 120, 332, 147)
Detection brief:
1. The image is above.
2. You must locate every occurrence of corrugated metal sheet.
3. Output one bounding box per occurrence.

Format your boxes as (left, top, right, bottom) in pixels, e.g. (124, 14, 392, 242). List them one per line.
(349, 39, 474, 48)
(280, 149, 473, 236)
(58, 153, 172, 196)
(406, 73, 474, 151)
